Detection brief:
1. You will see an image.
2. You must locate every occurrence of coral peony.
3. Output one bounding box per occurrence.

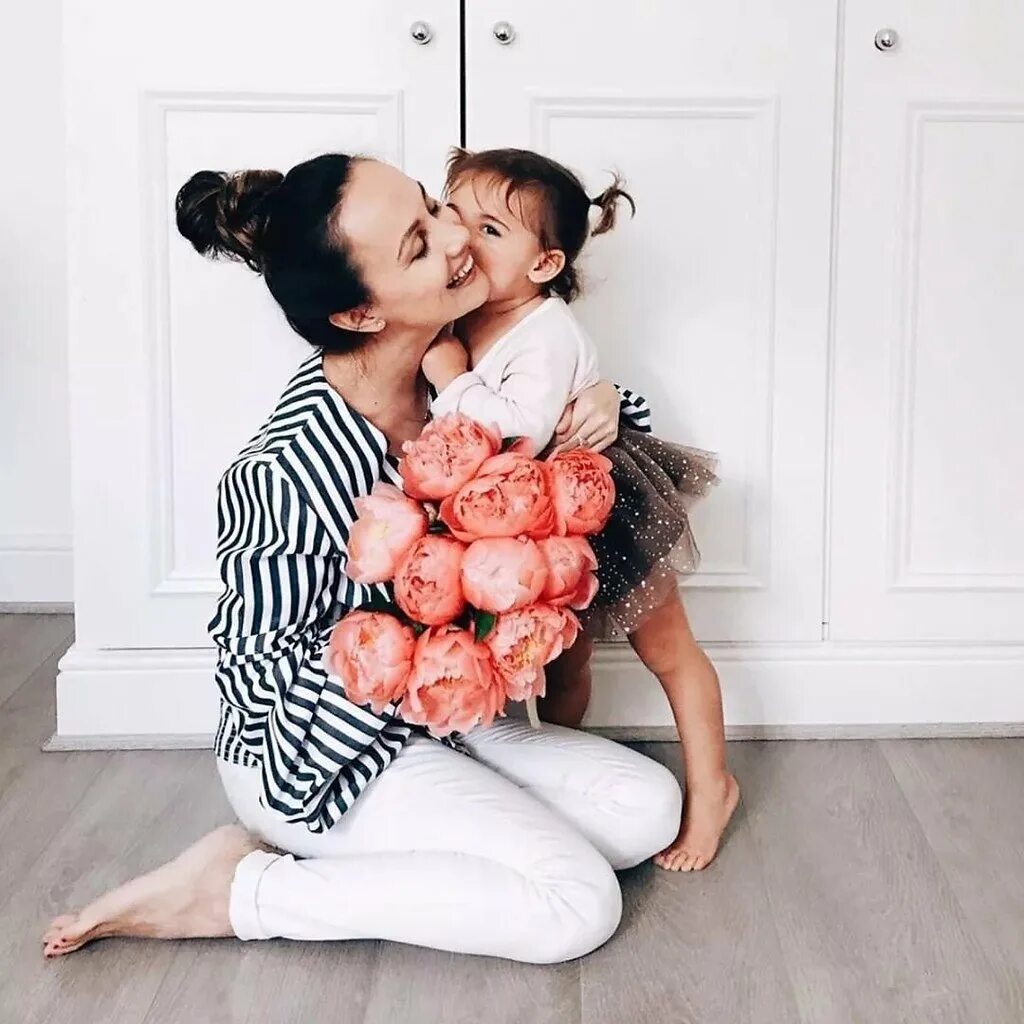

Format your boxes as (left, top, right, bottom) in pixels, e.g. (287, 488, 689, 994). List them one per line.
(485, 604, 580, 702)
(346, 483, 428, 584)
(393, 534, 467, 626)
(400, 626, 506, 735)
(461, 536, 548, 614)
(400, 413, 501, 501)
(326, 610, 416, 713)
(440, 451, 555, 543)
(537, 536, 600, 610)
(546, 449, 616, 536)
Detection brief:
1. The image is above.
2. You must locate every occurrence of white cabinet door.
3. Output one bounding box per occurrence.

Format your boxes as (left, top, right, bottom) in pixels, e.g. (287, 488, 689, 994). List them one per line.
(829, 1, 1024, 641)
(465, 2, 838, 642)
(64, 1, 461, 649)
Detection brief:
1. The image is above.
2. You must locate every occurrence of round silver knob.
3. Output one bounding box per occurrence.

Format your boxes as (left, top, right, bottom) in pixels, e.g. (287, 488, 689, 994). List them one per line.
(874, 28, 899, 51)
(410, 21, 433, 45)
(493, 21, 516, 45)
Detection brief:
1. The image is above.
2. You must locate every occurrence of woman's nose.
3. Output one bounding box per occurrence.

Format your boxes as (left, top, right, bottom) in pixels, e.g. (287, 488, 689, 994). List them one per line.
(441, 218, 470, 255)
(438, 202, 462, 226)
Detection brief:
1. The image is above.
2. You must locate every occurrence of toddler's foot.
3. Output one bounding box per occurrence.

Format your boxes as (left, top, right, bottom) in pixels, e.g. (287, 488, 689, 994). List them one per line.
(655, 772, 739, 872)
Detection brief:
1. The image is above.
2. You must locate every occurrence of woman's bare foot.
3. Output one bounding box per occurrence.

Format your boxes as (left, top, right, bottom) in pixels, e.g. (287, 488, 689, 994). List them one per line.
(41, 824, 267, 959)
(655, 773, 739, 872)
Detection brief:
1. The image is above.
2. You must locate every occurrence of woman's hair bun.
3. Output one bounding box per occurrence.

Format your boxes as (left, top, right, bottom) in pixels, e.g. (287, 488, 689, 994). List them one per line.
(175, 168, 284, 272)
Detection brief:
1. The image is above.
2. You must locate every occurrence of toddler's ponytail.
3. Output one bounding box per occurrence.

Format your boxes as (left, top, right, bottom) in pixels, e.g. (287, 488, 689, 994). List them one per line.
(589, 174, 636, 237)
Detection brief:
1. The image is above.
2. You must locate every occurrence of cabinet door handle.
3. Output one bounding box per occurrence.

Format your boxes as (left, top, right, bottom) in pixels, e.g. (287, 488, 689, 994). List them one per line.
(492, 21, 516, 45)
(410, 21, 433, 45)
(874, 28, 899, 51)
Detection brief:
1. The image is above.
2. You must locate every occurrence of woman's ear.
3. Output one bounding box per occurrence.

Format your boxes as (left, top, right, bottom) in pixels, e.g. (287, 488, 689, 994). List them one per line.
(528, 249, 566, 286)
(328, 306, 386, 333)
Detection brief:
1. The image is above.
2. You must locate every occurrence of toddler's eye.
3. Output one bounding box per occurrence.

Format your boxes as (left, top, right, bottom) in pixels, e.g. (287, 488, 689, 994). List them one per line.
(482, 224, 500, 238)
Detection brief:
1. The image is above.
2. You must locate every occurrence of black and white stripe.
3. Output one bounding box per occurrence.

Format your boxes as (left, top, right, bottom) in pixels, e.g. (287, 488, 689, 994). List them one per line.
(210, 351, 653, 833)
(616, 386, 652, 433)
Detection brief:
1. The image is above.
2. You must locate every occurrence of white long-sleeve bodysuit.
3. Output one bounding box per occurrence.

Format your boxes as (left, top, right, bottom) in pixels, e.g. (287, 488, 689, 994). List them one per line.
(430, 297, 601, 451)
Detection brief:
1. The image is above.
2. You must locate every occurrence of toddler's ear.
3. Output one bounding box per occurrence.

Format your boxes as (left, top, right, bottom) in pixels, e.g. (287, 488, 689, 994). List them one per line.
(528, 249, 566, 286)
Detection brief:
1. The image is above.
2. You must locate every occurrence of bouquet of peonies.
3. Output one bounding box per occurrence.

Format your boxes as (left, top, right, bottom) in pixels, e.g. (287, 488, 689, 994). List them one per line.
(324, 413, 615, 736)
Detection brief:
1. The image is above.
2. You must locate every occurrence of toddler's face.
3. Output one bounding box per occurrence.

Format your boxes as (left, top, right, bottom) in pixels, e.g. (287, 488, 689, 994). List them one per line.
(445, 174, 547, 303)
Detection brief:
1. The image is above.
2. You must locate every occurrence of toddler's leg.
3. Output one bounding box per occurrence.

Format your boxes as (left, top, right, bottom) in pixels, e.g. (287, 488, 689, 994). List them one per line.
(629, 587, 739, 871)
(540, 633, 594, 727)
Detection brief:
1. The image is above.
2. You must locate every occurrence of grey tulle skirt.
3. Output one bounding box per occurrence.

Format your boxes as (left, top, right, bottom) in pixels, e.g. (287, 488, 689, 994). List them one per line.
(585, 429, 719, 639)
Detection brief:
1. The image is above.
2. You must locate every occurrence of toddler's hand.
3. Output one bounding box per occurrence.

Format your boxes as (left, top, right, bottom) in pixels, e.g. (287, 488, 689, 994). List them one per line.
(421, 332, 469, 392)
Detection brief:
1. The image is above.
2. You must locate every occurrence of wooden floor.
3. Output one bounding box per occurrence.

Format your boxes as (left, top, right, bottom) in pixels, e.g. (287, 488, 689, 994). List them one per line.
(3, 614, 1023, 1024)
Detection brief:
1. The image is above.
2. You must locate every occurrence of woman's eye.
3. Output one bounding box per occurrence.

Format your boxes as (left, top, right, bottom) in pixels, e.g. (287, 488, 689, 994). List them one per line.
(414, 233, 430, 260)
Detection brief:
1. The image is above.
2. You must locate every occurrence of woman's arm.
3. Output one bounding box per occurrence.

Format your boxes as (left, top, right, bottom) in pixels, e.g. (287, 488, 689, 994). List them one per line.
(212, 458, 404, 831)
(550, 381, 653, 454)
(615, 385, 652, 433)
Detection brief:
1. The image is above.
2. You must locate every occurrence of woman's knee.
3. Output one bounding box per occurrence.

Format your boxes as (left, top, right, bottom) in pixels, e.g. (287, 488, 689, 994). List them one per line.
(614, 757, 683, 870)
(528, 856, 622, 964)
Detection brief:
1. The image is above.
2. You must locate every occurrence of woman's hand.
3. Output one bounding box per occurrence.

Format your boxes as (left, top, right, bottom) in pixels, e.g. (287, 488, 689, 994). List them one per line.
(421, 332, 469, 392)
(551, 379, 621, 454)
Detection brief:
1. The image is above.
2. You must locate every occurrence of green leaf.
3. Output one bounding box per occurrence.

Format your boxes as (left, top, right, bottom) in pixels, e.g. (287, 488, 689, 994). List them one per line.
(474, 611, 497, 642)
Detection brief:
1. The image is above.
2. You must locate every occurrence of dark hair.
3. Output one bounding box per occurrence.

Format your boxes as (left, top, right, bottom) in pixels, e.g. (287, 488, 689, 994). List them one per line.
(445, 147, 635, 303)
(175, 154, 371, 352)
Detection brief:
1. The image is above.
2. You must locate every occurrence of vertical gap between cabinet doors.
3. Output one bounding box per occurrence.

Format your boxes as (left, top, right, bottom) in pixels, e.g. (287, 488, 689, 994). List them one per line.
(459, 0, 467, 144)
(820, 0, 846, 643)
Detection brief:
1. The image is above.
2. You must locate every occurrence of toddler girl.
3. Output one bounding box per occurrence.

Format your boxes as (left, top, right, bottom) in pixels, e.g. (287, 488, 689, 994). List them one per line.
(422, 147, 739, 871)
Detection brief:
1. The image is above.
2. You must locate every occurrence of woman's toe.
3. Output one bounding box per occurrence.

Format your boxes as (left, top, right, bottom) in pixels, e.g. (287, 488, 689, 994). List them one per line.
(41, 911, 99, 958)
(42, 914, 79, 949)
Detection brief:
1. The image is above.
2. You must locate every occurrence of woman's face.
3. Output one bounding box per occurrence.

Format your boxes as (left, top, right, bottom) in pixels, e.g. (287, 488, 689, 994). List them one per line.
(335, 160, 489, 333)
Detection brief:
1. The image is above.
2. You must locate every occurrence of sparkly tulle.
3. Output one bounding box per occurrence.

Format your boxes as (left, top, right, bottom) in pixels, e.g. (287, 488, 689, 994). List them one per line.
(583, 429, 719, 639)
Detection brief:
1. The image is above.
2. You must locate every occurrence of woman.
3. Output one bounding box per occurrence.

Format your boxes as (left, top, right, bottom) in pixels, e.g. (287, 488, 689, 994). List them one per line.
(42, 153, 681, 964)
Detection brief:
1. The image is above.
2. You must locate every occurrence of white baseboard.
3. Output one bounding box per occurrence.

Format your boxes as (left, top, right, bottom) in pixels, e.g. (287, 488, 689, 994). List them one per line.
(0, 534, 73, 605)
(588, 643, 1024, 730)
(53, 641, 1024, 745)
(0, 602, 74, 614)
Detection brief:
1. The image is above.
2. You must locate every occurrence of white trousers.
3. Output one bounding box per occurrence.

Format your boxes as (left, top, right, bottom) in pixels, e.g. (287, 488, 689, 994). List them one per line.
(217, 720, 681, 963)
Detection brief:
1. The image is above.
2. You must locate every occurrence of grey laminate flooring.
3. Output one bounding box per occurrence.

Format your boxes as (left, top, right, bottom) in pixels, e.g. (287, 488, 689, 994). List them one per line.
(2, 613, 1022, 1024)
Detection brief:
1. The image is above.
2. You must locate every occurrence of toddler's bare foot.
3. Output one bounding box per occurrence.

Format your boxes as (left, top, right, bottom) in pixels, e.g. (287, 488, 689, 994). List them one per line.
(41, 824, 266, 958)
(655, 772, 739, 872)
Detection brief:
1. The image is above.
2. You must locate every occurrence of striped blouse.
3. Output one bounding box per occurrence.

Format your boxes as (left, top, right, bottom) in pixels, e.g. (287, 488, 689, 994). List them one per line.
(209, 350, 652, 833)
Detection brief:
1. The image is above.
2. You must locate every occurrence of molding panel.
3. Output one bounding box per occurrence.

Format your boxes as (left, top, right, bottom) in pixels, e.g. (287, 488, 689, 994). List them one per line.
(531, 96, 781, 591)
(141, 91, 404, 599)
(889, 103, 1024, 594)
